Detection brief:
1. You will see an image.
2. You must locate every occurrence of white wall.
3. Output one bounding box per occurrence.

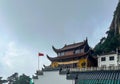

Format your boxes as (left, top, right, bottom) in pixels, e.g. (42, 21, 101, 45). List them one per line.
(33, 71, 73, 84)
(98, 54, 118, 67)
(118, 54, 120, 65)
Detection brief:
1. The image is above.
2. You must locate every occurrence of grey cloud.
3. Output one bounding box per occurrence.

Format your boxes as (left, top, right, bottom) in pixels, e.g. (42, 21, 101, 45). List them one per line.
(0, 0, 118, 78)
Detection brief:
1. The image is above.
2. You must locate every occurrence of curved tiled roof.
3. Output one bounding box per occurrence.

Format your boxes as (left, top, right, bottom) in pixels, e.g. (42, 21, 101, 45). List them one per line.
(47, 51, 89, 62)
(52, 39, 88, 53)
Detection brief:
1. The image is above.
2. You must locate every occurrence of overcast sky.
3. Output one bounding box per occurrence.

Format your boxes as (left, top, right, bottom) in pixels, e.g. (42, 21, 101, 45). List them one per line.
(0, 0, 118, 78)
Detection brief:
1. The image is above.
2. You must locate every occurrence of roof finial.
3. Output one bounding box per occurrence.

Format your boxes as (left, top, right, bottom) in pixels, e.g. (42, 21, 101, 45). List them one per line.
(64, 44, 67, 47)
(86, 37, 88, 43)
(52, 45, 58, 53)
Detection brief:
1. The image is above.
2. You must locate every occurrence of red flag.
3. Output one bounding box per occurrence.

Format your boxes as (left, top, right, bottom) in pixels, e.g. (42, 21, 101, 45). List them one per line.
(38, 53, 44, 56)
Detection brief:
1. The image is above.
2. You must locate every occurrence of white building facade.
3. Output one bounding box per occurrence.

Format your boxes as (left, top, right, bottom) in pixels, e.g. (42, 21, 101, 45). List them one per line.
(98, 53, 120, 67)
(33, 71, 74, 84)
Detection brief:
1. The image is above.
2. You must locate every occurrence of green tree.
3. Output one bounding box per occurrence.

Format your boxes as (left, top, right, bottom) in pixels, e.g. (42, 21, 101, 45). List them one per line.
(94, 29, 120, 55)
(7, 73, 18, 84)
(7, 73, 31, 84)
(0, 77, 7, 84)
(13, 74, 30, 84)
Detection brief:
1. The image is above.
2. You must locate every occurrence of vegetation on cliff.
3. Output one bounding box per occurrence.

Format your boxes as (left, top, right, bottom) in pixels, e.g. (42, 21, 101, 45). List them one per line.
(94, 29, 120, 55)
(94, 2, 120, 55)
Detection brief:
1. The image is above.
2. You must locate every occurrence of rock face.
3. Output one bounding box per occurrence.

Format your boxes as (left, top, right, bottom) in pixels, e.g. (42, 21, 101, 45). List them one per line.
(110, 1, 120, 35)
(94, 1, 120, 54)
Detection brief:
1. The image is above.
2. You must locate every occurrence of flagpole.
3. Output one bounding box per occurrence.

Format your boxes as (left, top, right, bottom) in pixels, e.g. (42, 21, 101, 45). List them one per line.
(38, 55, 39, 70)
(38, 53, 44, 70)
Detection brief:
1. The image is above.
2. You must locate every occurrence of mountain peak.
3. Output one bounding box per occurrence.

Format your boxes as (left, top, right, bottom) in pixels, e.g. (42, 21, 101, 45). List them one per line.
(110, 1, 120, 35)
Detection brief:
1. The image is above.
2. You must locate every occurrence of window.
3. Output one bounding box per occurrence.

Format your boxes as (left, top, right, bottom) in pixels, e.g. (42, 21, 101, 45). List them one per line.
(58, 53, 61, 56)
(75, 49, 80, 54)
(109, 56, 114, 61)
(101, 57, 106, 61)
(75, 49, 84, 54)
(81, 49, 84, 53)
(61, 52, 64, 56)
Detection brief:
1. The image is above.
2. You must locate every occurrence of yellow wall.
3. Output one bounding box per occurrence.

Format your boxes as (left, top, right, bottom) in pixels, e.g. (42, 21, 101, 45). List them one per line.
(51, 58, 95, 68)
(51, 58, 90, 68)
(51, 62, 58, 68)
(77, 58, 87, 68)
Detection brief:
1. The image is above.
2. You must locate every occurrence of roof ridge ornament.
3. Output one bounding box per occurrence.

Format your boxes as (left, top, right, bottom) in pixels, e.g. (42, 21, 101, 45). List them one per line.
(64, 44, 67, 47)
(86, 37, 88, 43)
(52, 46, 58, 53)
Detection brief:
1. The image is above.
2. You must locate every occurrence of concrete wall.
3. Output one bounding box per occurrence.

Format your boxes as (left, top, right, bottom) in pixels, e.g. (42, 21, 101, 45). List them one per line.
(33, 71, 73, 84)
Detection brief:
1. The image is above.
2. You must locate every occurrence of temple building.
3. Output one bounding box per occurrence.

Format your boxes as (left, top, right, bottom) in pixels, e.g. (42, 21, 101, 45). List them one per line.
(47, 38, 97, 68)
